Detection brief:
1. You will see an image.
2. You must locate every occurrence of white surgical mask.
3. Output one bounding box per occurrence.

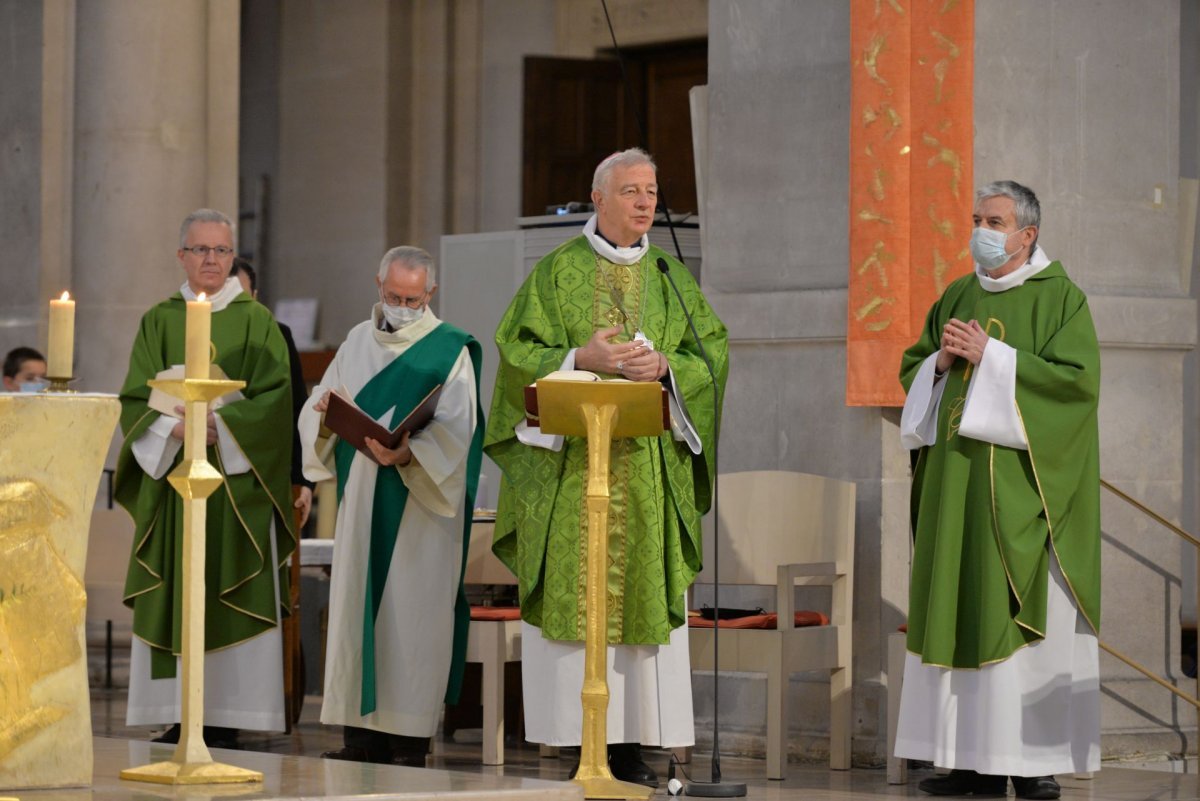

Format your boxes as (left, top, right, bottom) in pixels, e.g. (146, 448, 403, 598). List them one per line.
(380, 301, 424, 330)
(969, 226, 1025, 270)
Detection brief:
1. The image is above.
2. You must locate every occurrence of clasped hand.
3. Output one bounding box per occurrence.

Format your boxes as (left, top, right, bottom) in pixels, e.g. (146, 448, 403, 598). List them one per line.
(314, 390, 413, 467)
(170, 405, 218, 445)
(575, 325, 667, 382)
(937, 318, 989, 373)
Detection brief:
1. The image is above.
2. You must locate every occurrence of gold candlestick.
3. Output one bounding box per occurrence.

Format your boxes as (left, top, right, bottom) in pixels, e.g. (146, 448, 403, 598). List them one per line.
(120, 376, 257, 785)
(121, 299, 260, 785)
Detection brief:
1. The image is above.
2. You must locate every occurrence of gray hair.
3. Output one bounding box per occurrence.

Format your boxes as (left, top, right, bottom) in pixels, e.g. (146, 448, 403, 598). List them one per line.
(975, 181, 1040, 250)
(179, 208, 235, 248)
(378, 246, 437, 290)
(592, 147, 657, 194)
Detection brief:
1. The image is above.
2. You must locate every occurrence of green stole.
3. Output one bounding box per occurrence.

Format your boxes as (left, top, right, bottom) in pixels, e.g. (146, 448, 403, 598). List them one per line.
(334, 323, 484, 714)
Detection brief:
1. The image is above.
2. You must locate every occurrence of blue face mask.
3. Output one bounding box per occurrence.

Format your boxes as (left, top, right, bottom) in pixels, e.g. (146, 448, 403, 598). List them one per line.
(18, 379, 48, 393)
(969, 226, 1025, 270)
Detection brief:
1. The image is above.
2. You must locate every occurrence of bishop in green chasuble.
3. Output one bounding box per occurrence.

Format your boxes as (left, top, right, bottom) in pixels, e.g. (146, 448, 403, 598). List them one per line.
(894, 182, 1101, 781)
(486, 233, 727, 647)
(487, 151, 727, 757)
(116, 275, 296, 732)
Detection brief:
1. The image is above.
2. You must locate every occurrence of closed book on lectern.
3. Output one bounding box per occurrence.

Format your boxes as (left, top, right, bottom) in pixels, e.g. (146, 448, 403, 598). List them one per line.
(325, 384, 442, 464)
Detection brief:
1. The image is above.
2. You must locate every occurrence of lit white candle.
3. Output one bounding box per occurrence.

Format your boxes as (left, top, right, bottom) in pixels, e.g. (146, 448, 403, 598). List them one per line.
(185, 292, 212, 379)
(48, 291, 75, 378)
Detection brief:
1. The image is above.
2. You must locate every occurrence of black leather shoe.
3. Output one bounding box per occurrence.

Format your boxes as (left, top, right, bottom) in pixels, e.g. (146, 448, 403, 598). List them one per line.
(391, 735, 430, 768)
(204, 726, 240, 749)
(151, 724, 239, 749)
(918, 769, 1007, 796)
(608, 743, 659, 788)
(150, 724, 180, 744)
(1012, 775, 1060, 800)
(322, 745, 392, 765)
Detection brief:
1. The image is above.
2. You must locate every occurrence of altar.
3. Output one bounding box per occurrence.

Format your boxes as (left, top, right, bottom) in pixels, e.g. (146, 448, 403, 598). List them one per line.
(0, 392, 120, 789)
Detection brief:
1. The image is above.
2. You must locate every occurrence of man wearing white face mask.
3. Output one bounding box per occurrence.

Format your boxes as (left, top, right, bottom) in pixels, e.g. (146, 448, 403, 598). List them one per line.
(298, 246, 484, 766)
(895, 182, 1101, 799)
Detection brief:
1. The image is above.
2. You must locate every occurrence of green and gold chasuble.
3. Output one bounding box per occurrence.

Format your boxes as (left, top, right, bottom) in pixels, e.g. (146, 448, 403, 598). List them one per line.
(485, 236, 729, 645)
(116, 292, 297, 676)
(900, 261, 1101, 669)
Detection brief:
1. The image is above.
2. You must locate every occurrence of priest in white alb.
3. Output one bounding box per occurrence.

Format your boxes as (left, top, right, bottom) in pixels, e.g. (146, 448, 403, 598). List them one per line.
(116, 209, 296, 748)
(299, 246, 484, 767)
(895, 181, 1101, 801)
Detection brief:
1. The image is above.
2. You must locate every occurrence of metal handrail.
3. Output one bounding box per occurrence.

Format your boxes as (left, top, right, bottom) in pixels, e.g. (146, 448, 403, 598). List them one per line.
(1099, 479, 1200, 715)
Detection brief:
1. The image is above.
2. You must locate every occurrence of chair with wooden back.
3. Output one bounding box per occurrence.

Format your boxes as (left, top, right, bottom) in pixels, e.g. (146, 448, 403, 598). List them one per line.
(688, 470, 856, 779)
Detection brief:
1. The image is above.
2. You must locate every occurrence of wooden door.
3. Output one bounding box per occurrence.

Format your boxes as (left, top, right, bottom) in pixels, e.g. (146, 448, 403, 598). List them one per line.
(522, 42, 706, 217)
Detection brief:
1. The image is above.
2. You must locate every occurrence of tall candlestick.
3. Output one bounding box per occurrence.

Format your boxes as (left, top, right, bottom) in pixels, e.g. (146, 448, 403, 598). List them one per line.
(48, 291, 75, 378)
(185, 293, 212, 380)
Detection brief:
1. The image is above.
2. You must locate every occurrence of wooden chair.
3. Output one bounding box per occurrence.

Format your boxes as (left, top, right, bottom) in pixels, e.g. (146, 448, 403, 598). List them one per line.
(688, 470, 855, 779)
(462, 520, 522, 765)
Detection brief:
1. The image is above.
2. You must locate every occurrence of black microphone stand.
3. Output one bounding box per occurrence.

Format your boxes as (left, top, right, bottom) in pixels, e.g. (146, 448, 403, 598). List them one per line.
(656, 259, 745, 798)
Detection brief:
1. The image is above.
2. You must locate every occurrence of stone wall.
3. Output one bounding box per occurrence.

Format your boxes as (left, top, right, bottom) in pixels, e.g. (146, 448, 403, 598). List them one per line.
(696, 0, 1196, 763)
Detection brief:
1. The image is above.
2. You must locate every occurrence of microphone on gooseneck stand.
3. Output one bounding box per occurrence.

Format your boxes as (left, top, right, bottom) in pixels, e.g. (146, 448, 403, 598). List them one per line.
(657, 257, 745, 798)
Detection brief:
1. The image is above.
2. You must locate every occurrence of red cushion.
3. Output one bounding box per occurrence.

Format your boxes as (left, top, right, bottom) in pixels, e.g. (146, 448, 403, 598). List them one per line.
(470, 606, 522, 621)
(687, 611, 829, 629)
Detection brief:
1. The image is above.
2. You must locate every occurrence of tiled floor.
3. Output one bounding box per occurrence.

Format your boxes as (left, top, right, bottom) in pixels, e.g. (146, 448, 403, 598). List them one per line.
(82, 689, 1198, 800)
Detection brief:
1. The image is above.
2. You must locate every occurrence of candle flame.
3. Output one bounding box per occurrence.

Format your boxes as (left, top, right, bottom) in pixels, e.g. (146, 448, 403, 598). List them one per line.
(197, 292, 207, 302)
(60, 290, 70, 301)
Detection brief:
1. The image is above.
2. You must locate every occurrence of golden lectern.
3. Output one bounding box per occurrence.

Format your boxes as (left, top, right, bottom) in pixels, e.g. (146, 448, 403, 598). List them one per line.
(532, 377, 667, 801)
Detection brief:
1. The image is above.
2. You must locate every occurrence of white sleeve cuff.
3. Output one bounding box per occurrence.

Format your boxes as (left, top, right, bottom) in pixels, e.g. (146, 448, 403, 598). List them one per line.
(899, 352, 948, 449)
(514, 348, 576, 452)
(132, 414, 183, 480)
(215, 414, 253, 474)
(959, 339, 1028, 450)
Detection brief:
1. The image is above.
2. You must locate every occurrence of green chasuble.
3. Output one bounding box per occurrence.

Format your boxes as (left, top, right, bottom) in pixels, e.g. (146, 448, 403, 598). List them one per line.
(485, 236, 729, 645)
(115, 292, 297, 676)
(899, 261, 1101, 669)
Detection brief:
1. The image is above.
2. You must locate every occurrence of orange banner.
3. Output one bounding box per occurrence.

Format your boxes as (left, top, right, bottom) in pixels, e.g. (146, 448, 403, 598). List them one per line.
(847, 0, 973, 407)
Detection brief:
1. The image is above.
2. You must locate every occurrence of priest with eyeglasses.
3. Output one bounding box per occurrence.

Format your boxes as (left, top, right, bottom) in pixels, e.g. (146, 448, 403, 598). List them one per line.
(115, 208, 296, 749)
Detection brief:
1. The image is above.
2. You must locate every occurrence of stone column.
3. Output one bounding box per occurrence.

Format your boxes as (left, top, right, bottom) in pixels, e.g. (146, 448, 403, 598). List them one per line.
(71, 0, 239, 393)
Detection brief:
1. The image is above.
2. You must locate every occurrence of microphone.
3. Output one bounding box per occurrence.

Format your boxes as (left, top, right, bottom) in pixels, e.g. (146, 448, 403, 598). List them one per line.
(657, 257, 743, 798)
(657, 258, 718, 387)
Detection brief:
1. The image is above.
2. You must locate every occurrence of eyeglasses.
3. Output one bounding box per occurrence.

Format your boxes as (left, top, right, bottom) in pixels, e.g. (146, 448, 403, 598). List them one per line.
(182, 245, 235, 258)
(380, 292, 428, 309)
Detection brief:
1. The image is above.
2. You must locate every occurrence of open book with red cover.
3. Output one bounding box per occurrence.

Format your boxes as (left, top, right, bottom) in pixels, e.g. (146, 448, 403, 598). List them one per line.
(324, 384, 442, 465)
